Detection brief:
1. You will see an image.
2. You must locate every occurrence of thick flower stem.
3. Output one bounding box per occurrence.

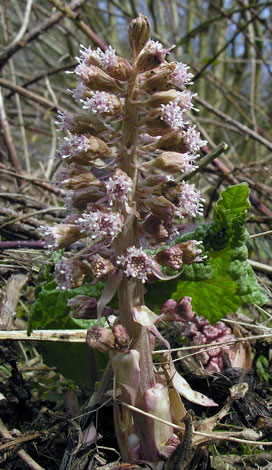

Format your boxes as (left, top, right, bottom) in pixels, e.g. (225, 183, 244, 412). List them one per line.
(113, 71, 157, 461)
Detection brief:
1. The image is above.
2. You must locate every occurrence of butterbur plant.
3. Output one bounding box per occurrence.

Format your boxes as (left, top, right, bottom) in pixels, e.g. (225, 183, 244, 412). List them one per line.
(40, 15, 233, 464)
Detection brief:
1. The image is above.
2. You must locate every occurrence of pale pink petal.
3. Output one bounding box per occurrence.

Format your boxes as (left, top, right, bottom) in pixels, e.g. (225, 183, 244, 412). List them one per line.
(112, 349, 140, 406)
(170, 363, 217, 407)
(97, 270, 123, 322)
(132, 305, 158, 326)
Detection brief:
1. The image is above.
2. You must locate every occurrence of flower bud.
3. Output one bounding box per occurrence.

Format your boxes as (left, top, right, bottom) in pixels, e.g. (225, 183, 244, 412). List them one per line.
(157, 131, 188, 153)
(68, 295, 114, 319)
(39, 224, 83, 250)
(68, 295, 98, 319)
(158, 297, 194, 323)
(59, 134, 115, 165)
(81, 45, 133, 81)
(76, 64, 121, 92)
(159, 299, 177, 318)
(87, 326, 116, 352)
(55, 164, 102, 190)
(81, 91, 122, 117)
(129, 14, 151, 57)
(161, 180, 183, 204)
(177, 240, 203, 264)
(135, 41, 173, 73)
(140, 62, 176, 93)
(54, 258, 91, 290)
(144, 109, 174, 136)
(175, 296, 195, 321)
(144, 90, 183, 108)
(147, 152, 195, 174)
(146, 196, 176, 222)
(65, 187, 104, 212)
(142, 215, 169, 241)
(112, 324, 130, 350)
(155, 245, 183, 270)
(195, 315, 210, 329)
(139, 174, 174, 191)
(101, 56, 133, 81)
(89, 254, 115, 280)
(57, 112, 107, 135)
(206, 356, 222, 373)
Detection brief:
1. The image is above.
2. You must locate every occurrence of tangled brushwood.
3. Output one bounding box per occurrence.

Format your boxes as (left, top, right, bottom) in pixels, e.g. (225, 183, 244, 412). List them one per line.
(40, 14, 242, 465)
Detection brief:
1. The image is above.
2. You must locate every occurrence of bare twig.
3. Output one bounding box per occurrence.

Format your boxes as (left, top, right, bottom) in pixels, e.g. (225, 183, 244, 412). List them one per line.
(116, 399, 271, 446)
(0, 207, 66, 231)
(0, 88, 22, 181)
(0, 418, 47, 470)
(0, 78, 60, 111)
(196, 96, 272, 151)
(0, 274, 28, 330)
(1, 330, 271, 345)
(0, 166, 66, 196)
(47, 0, 108, 50)
(181, 142, 229, 182)
(0, 0, 88, 70)
(0, 329, 88, 342)
(5, 0, 33, 51)
(248, 259, 272, 274)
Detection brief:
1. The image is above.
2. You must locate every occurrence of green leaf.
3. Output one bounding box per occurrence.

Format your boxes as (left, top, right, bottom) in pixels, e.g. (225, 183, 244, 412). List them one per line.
(28, 277, 107, 387)
(146, 183, 267, 323)
(28, 280, 104, 334)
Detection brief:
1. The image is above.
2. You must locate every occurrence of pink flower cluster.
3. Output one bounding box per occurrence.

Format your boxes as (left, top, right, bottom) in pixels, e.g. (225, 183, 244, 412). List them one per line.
(40, 23, 208, 290)
(159, 297, 236, 372)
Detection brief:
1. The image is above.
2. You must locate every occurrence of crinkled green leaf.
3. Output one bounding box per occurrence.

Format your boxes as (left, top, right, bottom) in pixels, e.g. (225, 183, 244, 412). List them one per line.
(147, 183, 267, 322)
(28, 278, 107, 387)
(27, 280, 104, 334)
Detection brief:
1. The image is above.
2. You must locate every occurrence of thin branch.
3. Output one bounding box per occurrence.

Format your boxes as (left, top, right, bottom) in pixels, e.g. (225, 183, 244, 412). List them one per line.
(0, 0, 88, 70)
(180, 142, 229, 182)
(249, 230, 272, 239)
(9, 60, 30, 173)
(0, 330, 88, 342)
(0, 207, 66, 231)
(0, 418, 45, 470)
(1, 330, 271, 346)
(0, 166, 66, 196)
(47, 0, 108, 50)
(116, 399, 272, 446)
(248, 259, 272, 274)
(0, 88, 22, 182)
(196, 96, 272, 151)
(0, 78, 60, 111)
(5, 0, 33, 50)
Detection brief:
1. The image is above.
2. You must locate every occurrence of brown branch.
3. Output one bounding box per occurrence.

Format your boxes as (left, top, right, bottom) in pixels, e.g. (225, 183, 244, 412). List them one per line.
(0, 240, 43, 250)
(0, 192, 48, 209)
(0, 78, 60, 111)
(47, 0, 108, 51)
(0, 417, 45, 470)
(6, 63, 76, 100)
(0, 0, 88, 71)
(197, 97, 272, 151)
(0, 166, 66, 197)
(0, 89, 22, 182)
(0, 207, 66, 231)
(0, 274, 28, 330)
